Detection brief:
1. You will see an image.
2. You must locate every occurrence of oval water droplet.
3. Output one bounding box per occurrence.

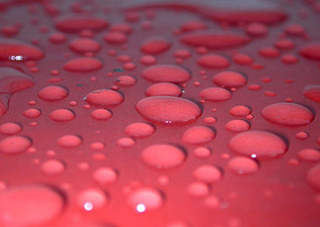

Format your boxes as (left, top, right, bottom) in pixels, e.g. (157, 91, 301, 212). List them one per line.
(193, 147, 211, 159)
(64, 57, 103, 72)
(182, 126, 216, 145)
(90, 109, 113, 120)
(38, 85, 69, 101)
(212, 71, 247, 88)
(187, 181, 210, 197)
(124, 122, 155, 138)
(303, 85, 320, 102)
(197, 54, 230, 68)
(146, 82, 182, 97)
(193, 164, 222, 183)
(0, 122, 22, 135)
(128, 187, 164, 212)
(49, 109, 75, 122)
(136, 96, 201, 124)
(297, 148, 320, 162)
(245, 22, 268, 36)
(299, 43, 320, 60)
(114, 75, 136, 86)
(229, 105, 252, 117)
(76, 188, 109, 211)
(228, 130, 287, 159)
(228, 157, 259, 174)
(55, 15, 108, 32)
(141, 64, 191, 83)
(93, 167, 118, 185)
(0, 67, 35, 93)
(181, 20, 207, 32)
(57, 135, 82, 148)
(84, 89, 124, 106)
(141, 144, 186, 169)
(69, 38, 101, 53)
(224, 120, 250, 132)
(261, 103, 314, 126)
(103, 31, 128, 44)
(0, 136, 32, 154)
(140, 37, 171, 54)
(199, 87, 232, 101)
(307, 164, 320, 190)
(23, 108, 41, 118)
(41, 160, 65, 175)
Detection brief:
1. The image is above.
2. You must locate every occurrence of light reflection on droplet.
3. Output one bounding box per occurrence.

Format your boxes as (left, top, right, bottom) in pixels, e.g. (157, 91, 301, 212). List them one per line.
(136, 203, 146, 213)
(84, 202, 93, 211)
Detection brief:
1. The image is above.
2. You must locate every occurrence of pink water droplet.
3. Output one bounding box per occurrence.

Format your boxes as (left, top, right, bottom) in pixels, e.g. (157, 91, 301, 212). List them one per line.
(124, 122, 155, 138)
(84, 89, 124, 106)
(63, 57, 103, 72)
(228, 130, 287, 159)
(180, 31, 250, 48)
(140, 55, 157, 65)
(38, 85, 68, 101)
(48, 32, 67, 44)
(127, 187, 164, 212)
(197, 54, 230, 68)
(76, 188, 109, 211)
(41, 160, 65, 175)
(57, 135, 82, 148)
(166, 221, 190, 227)
(212, 71, 247, 88)
(93, 167, 118, 185)
(187, 181, 210, 197)
(141, 144, 186, 169)
(228, 156, 259, 174)
(103, 31, 128, 44)
(193, 164, 222, 183)
(49, 109, 75, 122)
(299, 43, 320, 60)
(0, 122, 22, 135)
(116, 137, 136, 148)
(141, 64, 191, 83)
(0, 38, 44, 60)
(90, 109, 113, 120)
(199, 87, 232, 101)
(23, 108, 41, 118)
(307, 164, 320, 190)
(146, 82, 182, 97)
(0, 185, 64, 226)
(281, 54, 299, 64)
(182, 126, 215, 145)
(0, 136, 32, 154)
(55, 15, 108, 32)
(274, 39, 295, 50)
(232, 53, 253, 65)
(297, 148, 320, 162)
(181, 20, 207, 32)
(245, 22, 268, 36)
(259, 47, 280, 58)
(114, 75, 136, 86)
(136, 96, 201, 124)
(110, 23, 133, 34)
(140, 37, 171, 54)
(229, 105, 252, 117)
(69, 38, 101, 53)
(261, 103, 314, 126)
(1, 25, 19, 37)
(225, 120, 250, 132)
(193, 147, 211, 158)
(174, 49, 192, 58)
(285, 24, 305, 36)
(0, 67, 35, 93)
(303, 85, 320, 102)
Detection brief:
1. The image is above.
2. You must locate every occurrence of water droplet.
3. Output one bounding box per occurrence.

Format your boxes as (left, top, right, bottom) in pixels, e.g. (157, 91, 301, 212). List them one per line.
(0, 122, 22, 135)
(48, 32, 67, 44)
(69, 38, 101, 53)
(299, 43, 320, 60)
(49, 109, 75, 122)
(193, 165, 222, 183)
(23, 108, 41, 118)
(259, 47, 280, 58)
(146, 82, 182, 97)
(174, 49, 192, 58)
(103, 31, 127, 44)
(141, 64, 191, 83)
(193, 147, 211, 158)
(181, 20, 207, 32)
(38, 85, 68, 101)
(124, 122, 155, 138)
(0, 67, 35, 93)
(140, 37, 171, 54)
(93, 167, 118, 185)
(63, 57, 103, 72)
(127, 187, 164, 212)
(232, 53, 253, 65)
(110, 22, 133, 34)
(0, 136, 32, 154)
(295, 131, 309, 140)
(84, 89, 124, 106)
(141, 144, 186, 169)
(182, 126, 215, 145)
(212, 71, 247, 88)
(55, 15, 108, 32)
(114, 75, 136, 86)
(229, 105, 252, 117)
(0, 185, 64, 226)
(57, 135, 82, 148)
(197, 54, 230, 69)
(298, 148, 320, 162)
(41, 160, 65, 175)
(285, 24, 305, 36)
(140, 55, 157, 65)
(136, 96, 201, 124)
(228, 157, 259, 174)
(116, 137, 136, 148)
(261, 103, 314, 126)
(274, 38, 295, 50)
(307, 164, 320, 190)
(187, 182, 210, 197)
(245, 22, 268, 36)
(228, 130, 287, 159)
(199, 87, 232, 101)
(224, 120, 250, 132)
(281, 54, 299, 64)
(0, 38, 44, 61)
(90, 109, 113, 120)
(180, 32, 250, 48)
(303, 85, 320, 102)
(77, 188, 109, 211)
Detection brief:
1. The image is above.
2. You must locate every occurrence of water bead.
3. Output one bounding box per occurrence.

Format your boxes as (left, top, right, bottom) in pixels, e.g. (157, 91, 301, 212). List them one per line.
(76, 188, 109, 211)
(0, 122, 22, 135)
(145, 83, 182, 97)
(212, 71, 247, 88)
(93, 167, 118, 185)
(90, 109, 113, 120)
(297, 149, 320, 162)
(228, 157, 259, 174)
(224, 120, 250, 132)
(197, 54, 230, 68)
(140, 37, 171, 54)
(193, 165, 223, 183)
(181, 126, 216, 145)
(49, 109, 76, 122)
(57, 135, 82, 148)
(84, 89, 124, 106)
(127, 187, 164, 212)
(63, 57, 103, 72)
(41, 160, 65, 175)
(199, 87, 232, 101)
(0, 136, 32, 154)
(124, 122, 155, 138)
(38, 85, 68, 101)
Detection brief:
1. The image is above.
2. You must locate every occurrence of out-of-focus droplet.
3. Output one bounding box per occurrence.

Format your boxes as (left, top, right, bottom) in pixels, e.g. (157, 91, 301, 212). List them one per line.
(228, 156, 259, 174)
(41, 160, 65, 175)
(197, 54, 230, 68)
(55, 15, 108, 32)
(93, 167, 118, 185)
(76, 188, 109, 211)
(127, 187, 164, 212)
(187, 181, 210, 197)
(57, 135, 82, 148)
(181, 20, 207, 32)
(193, 165, 222, 183)
(307, 164, 320, 190)
(84, 89, 124, 106)
(232, 53, 253, 65)
(259, 47, 280, 58)
(48, 32, 67, 44)
(103, 31, 128, 44)
(193, 147, 211, 158)
(303, 85, 320, 102)
(299, 43, 320, 60)
(64, 57, 103, 72)
(146, 82, 182, 97)
(182, 126, 215, 145)
(69, 38, 101, 53)
(245, 22, 268, 36)
(140, 37, 171, 54)
(116, 137, 136, 148)
(0, 136, 32, 154)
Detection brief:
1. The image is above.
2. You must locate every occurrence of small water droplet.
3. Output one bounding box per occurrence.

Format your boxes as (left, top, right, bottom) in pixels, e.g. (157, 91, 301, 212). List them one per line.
(228, 157, 259, 174)
(84, 89, 124, 106)
(41, 160, 65, 175)
(298, 148, 320, 162)
(245, 22, 268, 36)
(23, 108, 41, 118)
(187, 181, 210, 197)
(0, 122, 22, 135)
(114, 75, 136, 86)
(182, 126, 216, 145)
(199, 87, 232, 101)
(193, 164, 222, 183)
(38, 85, 69, 101)
(69, 38, 101, 53)
(57, 135, 82, 148)
(140, 37, 171, 54)
(77, 188, 109, 211)
(224, 120, 250, 132)
(146, 82, 182, 97)
(229, 105, 252, 117)
(303, 85, 320, 102)
(116, 137, 136, 148)
(103, 31, 127, 44)
(232, 53, 253, 65)
(197, 54, 230, 69)
(90, 109, 113, 120)
(124, 122, 155, 138)
(127, 187, 164, 212)
(49, 109, 75, 122)
(64, 57, 103, 72)
(212, 71, 247, 88)
(93, 167, 118, 185)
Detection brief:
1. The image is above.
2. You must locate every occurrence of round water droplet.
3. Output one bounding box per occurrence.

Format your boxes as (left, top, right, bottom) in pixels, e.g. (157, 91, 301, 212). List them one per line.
(182, 126, 215, 145)
(127, 187, 164, 212)
(55, 15, 108, 32)
(307, 164, 320, 190)
(136, 96, 201, 124)
(38, 85, 68, 101)
(141, 144, 186, 169)
(246, 22, 268, 36)
(197, 54, 230, 68)
(228, 130, 287, 159)
(212, 71, 247, 88)
(225, 120, 250, 132)
(69, 38, 101, 53)
(232, 53, 253, 65)
(0, 185, 64, 226)
(303, 85, 320, 102)
(93, 167, 118, 185)
(285, 24, 305, 36)
(23, 108, 41, 118)
(90, 109, 113, 120)
(261, 103, 314, 126)
(187, 182, 210, 197)
(141, 64, 191, 83)
(229, 105, 252, 117)
(0, 136, 32, 154)
(103, 31, 127, 44)
(140, 37, 171, 54)
(0, 122, 22, 135)
(199, 87, 232, 101)
(298, 148, 320, 162)
(84, 89, 124, 106)
(124, 122, 155, 138)
(146, 82, 182, 97)
(228, 157, 259, 174)
(140, 55, 157, 65)
(77, 188, 108, 211)
(193, 147, 211, 158)
(41, 160, 65, 175)
(116, 137, 136, 148)
(57, 135, 82, 148)
(114, 75, 136, 86)
(64, 57, 103, 72)
(299, 43, 320, 60)
(193, 165, 222, 183)
(49, 109, 75, 122)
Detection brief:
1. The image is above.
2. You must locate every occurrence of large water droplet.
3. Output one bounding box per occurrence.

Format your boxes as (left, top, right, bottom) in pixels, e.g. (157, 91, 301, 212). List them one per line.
(299, 43, 320, 60)
(303, 85, 320, 102)
(212, 71, 247, 88)
(182, 126, 216, 145)
(199, 87, 232, 101)
(0, 136, 32, 154)
(127, 187, 164, 212)
(141, 144, 186, 169)
(261, 103, 314, 126)
(140, 37, 171, 54)
(63, 57, 103, 72)
(141, 64, 191, 83)
(136, 96, 201, 124)
(228, 130, 287, 159)
(0, 122, 22, 135)
(55, 15, 108, 32)
(84, 89, 124, 106)
(307, 164, 320, 190)
(197, 54, 230, 68)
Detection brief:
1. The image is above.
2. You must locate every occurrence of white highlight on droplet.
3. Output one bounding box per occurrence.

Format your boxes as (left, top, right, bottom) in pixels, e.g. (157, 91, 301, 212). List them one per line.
(84, 202, 93, 211)
(136, 203, 146, 213)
